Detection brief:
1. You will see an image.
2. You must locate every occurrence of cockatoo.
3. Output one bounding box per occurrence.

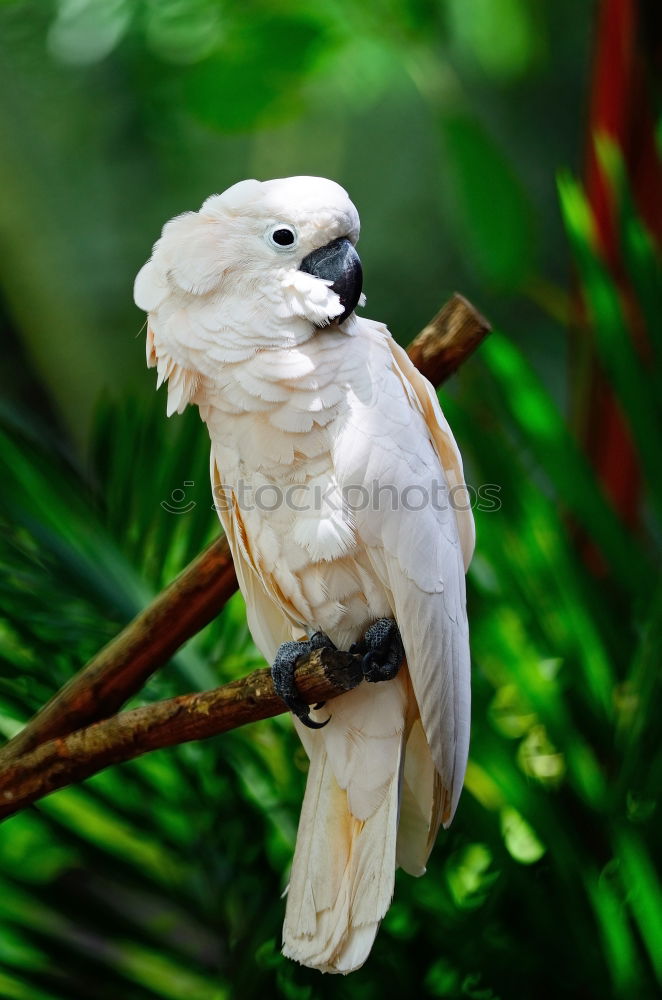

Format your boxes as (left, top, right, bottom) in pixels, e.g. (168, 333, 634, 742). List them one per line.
(134, 176, 473, 974)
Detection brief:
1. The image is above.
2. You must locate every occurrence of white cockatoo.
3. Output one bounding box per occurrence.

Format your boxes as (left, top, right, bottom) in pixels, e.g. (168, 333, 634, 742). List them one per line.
(134, 176, 474, 974)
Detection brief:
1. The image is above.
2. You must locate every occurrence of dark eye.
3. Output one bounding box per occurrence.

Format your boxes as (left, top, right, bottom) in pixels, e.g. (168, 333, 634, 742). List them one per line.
(272, 228, 295, 246)
(268, 225, 297, 249)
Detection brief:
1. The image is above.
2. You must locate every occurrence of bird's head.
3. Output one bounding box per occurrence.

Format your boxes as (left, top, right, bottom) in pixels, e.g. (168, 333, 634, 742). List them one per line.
(135, 176, 364, 340)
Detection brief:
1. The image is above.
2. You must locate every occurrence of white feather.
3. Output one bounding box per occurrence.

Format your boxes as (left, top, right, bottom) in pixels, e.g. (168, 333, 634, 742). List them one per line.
(283, 719, 402, 974)
(135, 176, 473, 974)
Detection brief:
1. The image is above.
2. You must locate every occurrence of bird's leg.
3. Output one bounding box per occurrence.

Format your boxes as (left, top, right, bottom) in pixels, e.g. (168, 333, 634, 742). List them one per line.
(350, 618, 404, 683)
(271, 632, 336, 729)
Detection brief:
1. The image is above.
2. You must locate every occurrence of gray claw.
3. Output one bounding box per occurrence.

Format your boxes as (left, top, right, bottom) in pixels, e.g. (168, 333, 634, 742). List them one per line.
(271, 633, 336, 727)
(359, 618, 404, 683)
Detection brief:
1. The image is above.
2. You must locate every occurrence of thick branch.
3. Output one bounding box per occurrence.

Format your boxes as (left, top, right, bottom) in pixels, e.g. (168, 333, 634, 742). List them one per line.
(407, 294, 491, 387)
(0, 649, 362, 820)
(0, 292, 490, 785)
(0, 538, 237, 766)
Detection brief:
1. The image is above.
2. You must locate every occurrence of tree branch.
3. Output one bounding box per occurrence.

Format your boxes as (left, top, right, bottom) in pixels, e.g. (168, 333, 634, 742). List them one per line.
(0, 292, 490, 813)
(406, 294, 491, 387)
(0, 537, 237, 767)
(0, 648, 362, 821)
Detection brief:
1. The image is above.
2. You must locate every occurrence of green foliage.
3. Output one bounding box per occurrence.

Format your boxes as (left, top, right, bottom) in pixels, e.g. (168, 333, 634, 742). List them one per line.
(0, 0, 585, 438)
(1, 163, 661, 998)
(441, 114, 534, 289)
(1, 2, 661, 998)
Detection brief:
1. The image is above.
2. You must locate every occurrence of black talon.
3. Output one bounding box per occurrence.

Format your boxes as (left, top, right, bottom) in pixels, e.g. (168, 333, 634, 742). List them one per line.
(359, 618, 404, 683)
(271, 633, 336, 728)
(299, 712, 330, 730)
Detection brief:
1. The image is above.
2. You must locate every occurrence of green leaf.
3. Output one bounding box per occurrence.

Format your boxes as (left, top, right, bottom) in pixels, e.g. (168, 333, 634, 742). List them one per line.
(183, 13, 333, 132)
(558, 171, 662, 518)
(441, 114, 534, 288)
(477, 332, 654, 600)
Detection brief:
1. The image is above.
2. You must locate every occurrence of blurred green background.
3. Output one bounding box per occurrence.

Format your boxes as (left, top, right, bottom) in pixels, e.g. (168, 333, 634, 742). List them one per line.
(1, 1, 661, 998)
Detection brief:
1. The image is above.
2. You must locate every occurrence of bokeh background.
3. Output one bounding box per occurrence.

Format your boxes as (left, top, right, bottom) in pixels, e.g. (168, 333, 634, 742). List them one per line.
(1, 1, 661, 998)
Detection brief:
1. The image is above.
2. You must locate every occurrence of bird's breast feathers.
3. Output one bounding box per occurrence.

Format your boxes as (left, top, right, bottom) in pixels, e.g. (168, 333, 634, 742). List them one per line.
(201, 320, 397, 646)
(198, 318, 469, 652)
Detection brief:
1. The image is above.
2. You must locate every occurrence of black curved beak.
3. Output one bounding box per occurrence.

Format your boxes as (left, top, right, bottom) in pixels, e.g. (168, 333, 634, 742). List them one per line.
(299, 237, 363, 325)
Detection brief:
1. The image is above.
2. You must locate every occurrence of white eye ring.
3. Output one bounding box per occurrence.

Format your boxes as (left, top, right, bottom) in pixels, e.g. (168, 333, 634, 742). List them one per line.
(266, 224, 298, 250)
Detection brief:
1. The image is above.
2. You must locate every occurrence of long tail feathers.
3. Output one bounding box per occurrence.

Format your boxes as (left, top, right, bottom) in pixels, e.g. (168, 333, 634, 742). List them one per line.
(283, 674, 442, 974)
(282, 739, 401, 974)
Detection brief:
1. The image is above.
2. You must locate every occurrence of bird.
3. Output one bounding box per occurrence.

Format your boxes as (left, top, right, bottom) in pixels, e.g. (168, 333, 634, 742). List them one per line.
(134, 175, 474, 974)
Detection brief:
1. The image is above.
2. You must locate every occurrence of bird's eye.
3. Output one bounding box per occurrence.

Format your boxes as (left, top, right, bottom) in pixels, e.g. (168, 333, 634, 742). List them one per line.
(268, 225, 297, 249)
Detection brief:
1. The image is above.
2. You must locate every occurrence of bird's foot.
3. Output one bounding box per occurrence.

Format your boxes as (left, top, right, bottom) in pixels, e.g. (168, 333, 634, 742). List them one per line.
(271, 632, 336, 729)
(350, 618, 404, 683)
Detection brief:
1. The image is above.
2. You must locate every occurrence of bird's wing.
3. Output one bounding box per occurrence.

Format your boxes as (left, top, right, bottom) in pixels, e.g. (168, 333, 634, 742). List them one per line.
(141, 286, 295, 657)
(210, 454, 295, 660)
(336, 320, 473, 825)
(386, 337, 475, 571)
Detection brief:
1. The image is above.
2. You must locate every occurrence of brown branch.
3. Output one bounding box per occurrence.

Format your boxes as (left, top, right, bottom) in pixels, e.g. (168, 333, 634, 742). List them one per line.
(0, 292, 490, 811)
(0, 538, 237, 767)
(407, 294, 491, 388)
(0, 648, 362, 821)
